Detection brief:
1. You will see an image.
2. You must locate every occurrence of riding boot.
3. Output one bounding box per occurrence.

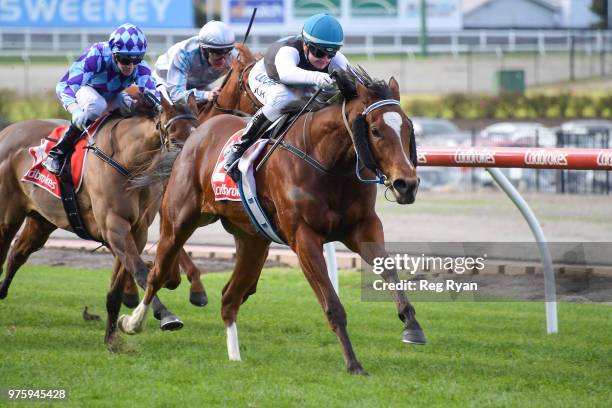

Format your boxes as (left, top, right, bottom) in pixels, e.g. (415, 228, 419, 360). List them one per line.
(224, 110, 272, 181)
(41, 123, 84, 175)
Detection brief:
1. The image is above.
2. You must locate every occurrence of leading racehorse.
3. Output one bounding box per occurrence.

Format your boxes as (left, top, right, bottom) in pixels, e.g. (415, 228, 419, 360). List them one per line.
(0, 93, 198, 348)
(120, 66, 423, 374)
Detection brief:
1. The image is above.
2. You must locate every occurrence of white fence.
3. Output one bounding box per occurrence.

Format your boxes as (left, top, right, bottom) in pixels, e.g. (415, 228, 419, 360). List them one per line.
(1, 28, 612, 57)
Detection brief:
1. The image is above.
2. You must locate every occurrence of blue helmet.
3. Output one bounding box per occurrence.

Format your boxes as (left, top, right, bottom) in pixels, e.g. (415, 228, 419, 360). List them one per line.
(108, 23, 147, 55)
(302, 13, 343, 51)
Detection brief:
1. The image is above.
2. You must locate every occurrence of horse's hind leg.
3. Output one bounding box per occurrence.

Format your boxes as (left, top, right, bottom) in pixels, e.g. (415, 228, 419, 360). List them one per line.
(342, 216, 426, 345)
(293, 225, 367, 375)
(0, 213, 56, 299)
(178, 249, 208, 307)
(221, 233, 269, 361)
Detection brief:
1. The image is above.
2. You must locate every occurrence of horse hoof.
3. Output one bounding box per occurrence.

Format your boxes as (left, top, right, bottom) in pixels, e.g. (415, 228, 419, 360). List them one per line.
(122, 293, 140, 309)
(160, 315, 183, 331)
(189, 291, 208, 307)
(402, 328, 427, 345)
(118, 315, 142, 335)
(347, 364, 369, 376)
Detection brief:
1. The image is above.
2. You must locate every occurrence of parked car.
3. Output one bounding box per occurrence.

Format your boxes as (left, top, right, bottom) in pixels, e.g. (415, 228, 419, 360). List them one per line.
(558, 119, 612, 149)
(477, 122, 557, 148)
(411, 117, 471, 147)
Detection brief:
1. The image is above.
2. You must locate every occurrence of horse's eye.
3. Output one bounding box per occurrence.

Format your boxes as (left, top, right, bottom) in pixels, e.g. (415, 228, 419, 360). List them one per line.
(371, 127, 382, 138)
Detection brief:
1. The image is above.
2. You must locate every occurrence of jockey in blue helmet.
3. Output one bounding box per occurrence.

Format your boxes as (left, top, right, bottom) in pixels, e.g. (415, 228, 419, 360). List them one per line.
(223, 13, 349, 181)
(43, 23, 159, 175)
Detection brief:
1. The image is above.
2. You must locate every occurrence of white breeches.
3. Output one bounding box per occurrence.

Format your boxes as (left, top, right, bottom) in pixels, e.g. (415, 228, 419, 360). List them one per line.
(75, 86, 122, 120)
(248, 59, 305, 121)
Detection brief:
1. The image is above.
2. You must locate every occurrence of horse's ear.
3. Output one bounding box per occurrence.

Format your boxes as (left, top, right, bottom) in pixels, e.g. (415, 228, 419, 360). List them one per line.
(389, 77, 400, 101)
(356, 81, 370, 101)
(187, 93, 198, 114)
(160, 92, 171, 111)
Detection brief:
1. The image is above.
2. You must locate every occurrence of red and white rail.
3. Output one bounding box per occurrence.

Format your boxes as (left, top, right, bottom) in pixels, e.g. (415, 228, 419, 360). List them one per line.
(417, 146, 612, 170)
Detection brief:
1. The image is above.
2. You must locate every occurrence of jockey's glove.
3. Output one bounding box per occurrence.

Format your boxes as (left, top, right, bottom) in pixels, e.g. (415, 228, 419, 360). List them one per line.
(71, 108, 89, 130)
(119, 92, 134, 117)
(314, 73, 336, 90)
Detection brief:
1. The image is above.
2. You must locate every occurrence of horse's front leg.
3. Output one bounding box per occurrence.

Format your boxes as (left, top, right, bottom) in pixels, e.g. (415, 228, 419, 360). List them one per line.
(342, 216, 426, 345)
(293, 225, 367, 375)
(104, 215, 182, 335)
(178, 249, 208, 307)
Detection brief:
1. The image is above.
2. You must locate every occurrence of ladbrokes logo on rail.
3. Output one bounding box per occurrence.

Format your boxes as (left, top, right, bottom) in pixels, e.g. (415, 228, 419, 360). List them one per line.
(596, 151, 612, 167)
(454, 149, 496, 165)
(524, 149, 568, 166)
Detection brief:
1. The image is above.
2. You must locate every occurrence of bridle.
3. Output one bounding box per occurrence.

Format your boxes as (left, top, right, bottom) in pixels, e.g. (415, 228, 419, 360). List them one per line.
(341, 98, 402, 185)
(157, 112, 198, 151)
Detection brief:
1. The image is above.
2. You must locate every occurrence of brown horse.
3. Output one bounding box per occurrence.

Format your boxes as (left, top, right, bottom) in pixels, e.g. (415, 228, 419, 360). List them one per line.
(120, 67, 423, 374)
(0, 93, 198, 347)
(196, 43, 261, 123)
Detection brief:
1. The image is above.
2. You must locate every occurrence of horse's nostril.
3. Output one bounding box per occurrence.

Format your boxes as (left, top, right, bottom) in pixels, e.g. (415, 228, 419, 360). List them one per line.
(393, 179, 408, 192)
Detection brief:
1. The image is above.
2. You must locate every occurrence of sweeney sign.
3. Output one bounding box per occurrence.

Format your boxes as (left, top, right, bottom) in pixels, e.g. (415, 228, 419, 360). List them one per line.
(0, 0, 193, 28)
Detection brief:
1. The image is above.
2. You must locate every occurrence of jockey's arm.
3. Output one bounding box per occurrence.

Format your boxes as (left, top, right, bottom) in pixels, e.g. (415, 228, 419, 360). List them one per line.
(133, 61, 161, 99)
(327, 51, 350, 74)
(55, 46, 99, 110)
(166, 48, 208, 103)
(275, 47, 330, 86)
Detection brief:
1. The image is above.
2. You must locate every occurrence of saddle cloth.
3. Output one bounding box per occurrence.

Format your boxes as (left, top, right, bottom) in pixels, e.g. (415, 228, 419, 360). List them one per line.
(21, 116, 107, 199)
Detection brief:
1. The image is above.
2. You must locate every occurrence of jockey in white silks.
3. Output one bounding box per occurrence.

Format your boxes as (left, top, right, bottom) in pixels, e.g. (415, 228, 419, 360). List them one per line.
(43, 23, 159, 175)
(153, 20, 237, 105)
(223, 13, 350, 181)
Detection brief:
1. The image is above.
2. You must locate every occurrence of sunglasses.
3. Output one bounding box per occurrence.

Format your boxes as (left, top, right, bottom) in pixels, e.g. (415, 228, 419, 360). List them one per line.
(115, 54, 144, 65)
(204, 47, 233, 56)
(307, 43, 337, 59)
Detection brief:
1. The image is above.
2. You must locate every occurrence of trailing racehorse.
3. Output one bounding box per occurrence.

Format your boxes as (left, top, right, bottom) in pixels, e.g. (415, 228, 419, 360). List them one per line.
(0, 94, 198, 348)
(120, 66, 424, 373)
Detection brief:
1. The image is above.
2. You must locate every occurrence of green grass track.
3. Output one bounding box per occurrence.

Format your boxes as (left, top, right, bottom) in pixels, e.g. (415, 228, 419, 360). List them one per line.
(0, 266, 610, 407)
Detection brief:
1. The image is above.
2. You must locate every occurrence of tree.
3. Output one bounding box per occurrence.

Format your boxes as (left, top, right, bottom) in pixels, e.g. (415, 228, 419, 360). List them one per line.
(591, 0, 608, 28)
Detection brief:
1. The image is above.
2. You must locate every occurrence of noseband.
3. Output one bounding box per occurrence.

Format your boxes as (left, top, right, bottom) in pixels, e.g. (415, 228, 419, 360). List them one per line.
(342, 98, 402, 185)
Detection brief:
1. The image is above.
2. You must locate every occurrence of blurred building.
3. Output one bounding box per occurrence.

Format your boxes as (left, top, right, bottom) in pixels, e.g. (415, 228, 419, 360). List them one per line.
(463, 0, 599, 29)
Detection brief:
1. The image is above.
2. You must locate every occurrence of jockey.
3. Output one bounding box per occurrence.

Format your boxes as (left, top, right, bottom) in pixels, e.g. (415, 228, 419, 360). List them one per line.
(223, 13, 349, 181)
(153, 20, 236, 104)
(43, 23, 159, 175)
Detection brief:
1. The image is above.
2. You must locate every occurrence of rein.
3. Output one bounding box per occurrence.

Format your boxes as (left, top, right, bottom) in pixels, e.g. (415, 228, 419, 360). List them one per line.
(239, 62, 263, 113)
(265, 98, 403, 183)
(88, 112, 197, 178)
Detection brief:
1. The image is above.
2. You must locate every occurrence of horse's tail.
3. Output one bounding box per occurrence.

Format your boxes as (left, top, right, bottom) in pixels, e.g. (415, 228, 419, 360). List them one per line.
(128, 145, 182, 190)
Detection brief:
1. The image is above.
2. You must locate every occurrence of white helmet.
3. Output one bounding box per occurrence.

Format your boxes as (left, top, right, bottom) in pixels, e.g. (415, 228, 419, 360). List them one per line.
(198, 21, 235, 49)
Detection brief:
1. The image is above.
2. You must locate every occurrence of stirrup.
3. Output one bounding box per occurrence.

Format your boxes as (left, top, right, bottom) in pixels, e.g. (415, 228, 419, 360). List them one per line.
(41, 156, 61, 175)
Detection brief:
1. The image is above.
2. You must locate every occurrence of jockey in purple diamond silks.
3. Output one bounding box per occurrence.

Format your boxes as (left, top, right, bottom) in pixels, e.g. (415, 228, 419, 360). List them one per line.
(152, 20, 237, 105)
(223, 13, 350, 181)
(42, 23, 159, 175)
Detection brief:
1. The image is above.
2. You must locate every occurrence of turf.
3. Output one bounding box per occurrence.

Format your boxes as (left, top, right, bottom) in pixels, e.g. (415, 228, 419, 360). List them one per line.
(0, 265, 610, 407)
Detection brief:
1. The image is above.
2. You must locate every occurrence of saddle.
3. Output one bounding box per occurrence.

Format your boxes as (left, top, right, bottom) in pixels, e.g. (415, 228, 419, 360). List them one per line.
(22, 115, 111, 242)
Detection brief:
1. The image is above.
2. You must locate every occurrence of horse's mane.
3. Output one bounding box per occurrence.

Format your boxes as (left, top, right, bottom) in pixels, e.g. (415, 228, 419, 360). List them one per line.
(281, 65, 392, 114)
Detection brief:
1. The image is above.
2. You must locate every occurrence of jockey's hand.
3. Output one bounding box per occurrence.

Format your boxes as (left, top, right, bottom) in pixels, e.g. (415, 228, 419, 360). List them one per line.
(119, 92, 134, 116)
(207, 87, 221, 101)
(71, 108, 89, 130)
(314, 73, 335, 90)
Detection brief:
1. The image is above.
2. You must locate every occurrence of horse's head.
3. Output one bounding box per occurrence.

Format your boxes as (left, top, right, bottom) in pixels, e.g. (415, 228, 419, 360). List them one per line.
(338, 67, 419, 204)
(159, 92, 198, 147)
